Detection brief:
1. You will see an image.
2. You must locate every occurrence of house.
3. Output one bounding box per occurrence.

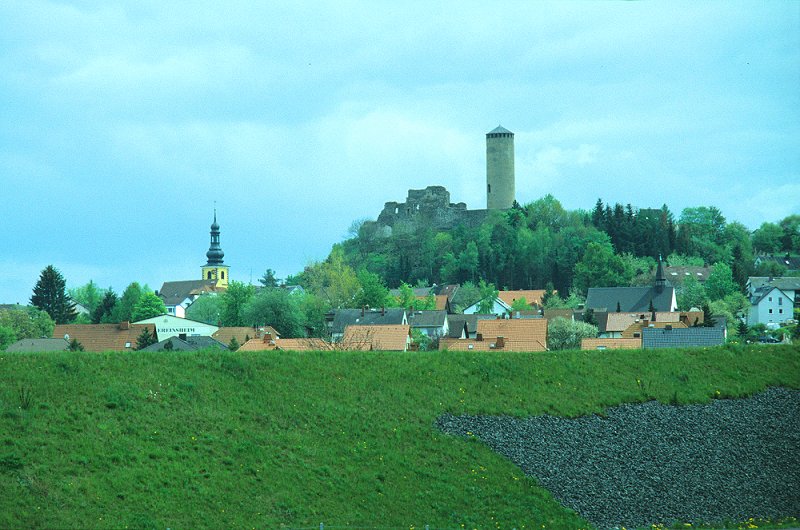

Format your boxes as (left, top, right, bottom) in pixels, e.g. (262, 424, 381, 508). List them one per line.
(342, 324, 411, 351)
(439, 319, 548, 352)
(282, 285, 306, 296)
(133, 314, 219, 341)
(157, 280, 220, 318)
(476, 319, 548, 351)
(747, 277, 800, 310)
(407, 310, 449, 338)
(52, 322, 157, 352)
(212, 326, 278, 347)
(621, 319, 687, 339)
(595, 311, 701, 338)
(139, 336, 228, 352)
(581, 338, 642, 350)
(440, 318, 547, 351)
(445, 314, 498, 339)
(462, 289, 549, 317)
(586, 259, 676, 313)
(6, 338, 70, 352)
(753, 254, 800, 273)
(747, 286, 794, 327)
(641, 326, 725, 349)
(327, 308, 407, 342)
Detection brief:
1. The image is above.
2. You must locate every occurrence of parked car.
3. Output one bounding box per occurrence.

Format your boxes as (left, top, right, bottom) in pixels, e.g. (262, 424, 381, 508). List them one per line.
(757, 336, 781, 344)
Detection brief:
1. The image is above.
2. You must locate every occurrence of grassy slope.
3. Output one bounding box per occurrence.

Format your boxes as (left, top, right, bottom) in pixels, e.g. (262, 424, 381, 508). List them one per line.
(0, 345, 798, 529)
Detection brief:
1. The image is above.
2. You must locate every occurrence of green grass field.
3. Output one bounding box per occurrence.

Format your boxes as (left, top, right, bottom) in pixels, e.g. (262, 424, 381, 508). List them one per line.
(1, 344, 798, 529)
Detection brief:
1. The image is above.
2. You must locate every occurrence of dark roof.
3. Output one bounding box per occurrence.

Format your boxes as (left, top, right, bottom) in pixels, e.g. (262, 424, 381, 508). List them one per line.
(407, 310, 447, 328)
(754, 255, 800, 270)
(330, 308, 406, 335)
(437, 284, 459, 302)
(664, 266, 712, 284)
(6, 338, 69, 352)
(388, 286, 434, 298)
(445, 316, 469, 338)
(446, 314, 495, 337)
(750, 286, 792, 305)
(140, 336, 228, 352)
(748, 276, 800, 294)
(585, 286, 674, 313)
(641, 327, 725, 349)
(158, 280, 219, 306)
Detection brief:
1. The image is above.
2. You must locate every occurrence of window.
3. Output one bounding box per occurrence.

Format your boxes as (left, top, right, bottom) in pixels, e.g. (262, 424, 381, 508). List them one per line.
(778, 297, 782, 305)
(769, 308, 773, 314)
(207, 271, 212, 279)
(221, 271, 225, 279)
(779, 309, 783, 314)
(125, 342, 131, 348)
(768, 296, 772, 302)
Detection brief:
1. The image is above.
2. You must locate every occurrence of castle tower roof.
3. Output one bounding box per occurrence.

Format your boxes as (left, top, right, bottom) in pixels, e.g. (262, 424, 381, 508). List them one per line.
(488, 125, 513, 135)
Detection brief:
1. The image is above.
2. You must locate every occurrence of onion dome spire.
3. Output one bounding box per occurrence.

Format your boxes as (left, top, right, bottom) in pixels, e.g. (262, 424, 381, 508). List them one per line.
(205, 210, 225, 265)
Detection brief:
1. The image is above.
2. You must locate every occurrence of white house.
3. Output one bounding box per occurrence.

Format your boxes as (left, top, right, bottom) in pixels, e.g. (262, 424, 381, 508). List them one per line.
(133, 314, 219, 340)
(747, 287, 793, 327)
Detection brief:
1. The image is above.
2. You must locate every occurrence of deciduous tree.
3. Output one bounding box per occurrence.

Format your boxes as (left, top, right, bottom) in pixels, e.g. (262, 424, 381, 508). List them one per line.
(131, 292, 167, 322)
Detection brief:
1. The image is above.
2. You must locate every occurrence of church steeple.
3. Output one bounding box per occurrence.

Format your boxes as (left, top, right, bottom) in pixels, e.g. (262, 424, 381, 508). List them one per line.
(201, 209, 230, 288)
(655, 254, 666, 293)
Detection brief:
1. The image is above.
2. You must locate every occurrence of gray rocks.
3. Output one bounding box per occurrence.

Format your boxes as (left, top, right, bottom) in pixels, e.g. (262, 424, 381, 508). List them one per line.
(436, 387, 800, 529)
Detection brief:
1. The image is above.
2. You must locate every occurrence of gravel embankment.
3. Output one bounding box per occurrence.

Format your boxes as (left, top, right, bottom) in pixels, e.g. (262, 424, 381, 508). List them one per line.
(436, 387, 800, 529)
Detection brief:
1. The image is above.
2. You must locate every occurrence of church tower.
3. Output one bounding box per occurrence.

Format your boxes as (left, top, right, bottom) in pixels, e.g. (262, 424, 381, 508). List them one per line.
(486, 125, 515, 209)
(201, 211, 229, 289)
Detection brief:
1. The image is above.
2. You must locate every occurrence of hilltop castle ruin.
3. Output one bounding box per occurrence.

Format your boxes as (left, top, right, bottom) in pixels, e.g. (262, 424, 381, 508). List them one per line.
(369, 126, 517, 233)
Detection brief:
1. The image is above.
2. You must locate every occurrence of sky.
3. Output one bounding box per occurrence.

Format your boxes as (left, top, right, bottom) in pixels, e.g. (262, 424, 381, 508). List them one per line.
(1, 1, 799, 304)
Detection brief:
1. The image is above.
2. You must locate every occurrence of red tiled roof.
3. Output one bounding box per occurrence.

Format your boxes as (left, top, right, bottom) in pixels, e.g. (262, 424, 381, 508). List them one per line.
(342, 324, 410, 351)
(497, 290, 549, 308)
(52, 323, 157, 352)
(581, 338, 642, 350)
(477, 319, 548, 351)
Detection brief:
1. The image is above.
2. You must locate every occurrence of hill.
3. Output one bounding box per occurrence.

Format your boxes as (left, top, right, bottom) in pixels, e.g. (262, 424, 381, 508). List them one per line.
(1, 345, 799, 528)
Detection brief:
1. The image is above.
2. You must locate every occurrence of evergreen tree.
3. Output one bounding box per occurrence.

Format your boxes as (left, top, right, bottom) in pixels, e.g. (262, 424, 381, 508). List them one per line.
(135, 327, 157, 350)
(30, 265, 77, 324)
(258, 269, 280, 288)
(701, 304, 716, 327)
(92, 290, 118, 324)
(68, 338, 84, 351)
(228, 336, 240, 351)
(736, 320, 748, 338)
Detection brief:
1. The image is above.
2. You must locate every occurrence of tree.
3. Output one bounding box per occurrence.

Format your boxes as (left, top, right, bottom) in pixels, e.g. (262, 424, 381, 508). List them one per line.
(135, 327, 157, 350)
(228, 336, 240, 351)
(112, 283, 145, 323)
(258, 269, 280, 288)
(779, 214, 800, 252)
(68, 338, 84, 352)
(131, 292, 167, 322)
(220, 281, 256, 327)
(0, 326, 16, 350)
(304, 246, 361, 309)
(451, 281, 481, 313)
(185, 294, 222, 325)
(242, 288, 305, 338)
(676, 276, 708, 311)
(510, 297, 532, 311)
(476, 280, 499, 314)
(0, 307, 55, 340)
(92, 290, 118, 324)
(355, 269, 389, 308)
(572, 242, 631, 294)
(393, 282, 417, 310)
(705, 263, 738, 301)
(701, 304, 716, 327)
(547, 317, 598, 351)
(30, 265, 77, 324)
(751, 222, 784, 254)
(69, 280, 106, 314)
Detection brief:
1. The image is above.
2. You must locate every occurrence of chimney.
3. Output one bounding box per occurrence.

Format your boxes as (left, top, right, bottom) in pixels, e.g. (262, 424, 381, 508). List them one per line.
(496, 336, 505, 349)
(381, 306, 385, 316)
(361, 306, 365, 317)
(119, 321, 130, 330)
(665, 325, 673, 331)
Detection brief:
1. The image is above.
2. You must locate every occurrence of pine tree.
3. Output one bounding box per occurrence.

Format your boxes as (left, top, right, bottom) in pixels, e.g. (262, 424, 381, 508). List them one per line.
(228, 336, 240, 351)
(31, 265, 77, 324)
(135, 327, 157, 350)
(68, 338, 84, 351)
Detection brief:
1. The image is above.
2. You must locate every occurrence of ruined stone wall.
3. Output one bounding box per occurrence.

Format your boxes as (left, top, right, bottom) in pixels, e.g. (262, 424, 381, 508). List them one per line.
(372, 186, 489, 234)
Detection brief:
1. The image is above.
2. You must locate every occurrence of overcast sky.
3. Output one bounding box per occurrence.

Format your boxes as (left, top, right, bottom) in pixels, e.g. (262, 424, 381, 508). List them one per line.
(2, 1, 798, 304)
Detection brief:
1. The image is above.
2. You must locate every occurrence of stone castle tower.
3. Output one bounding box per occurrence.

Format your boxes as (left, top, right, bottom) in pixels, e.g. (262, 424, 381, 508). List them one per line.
(201, 210, 229, 289)
(486, 125, 515, 209)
